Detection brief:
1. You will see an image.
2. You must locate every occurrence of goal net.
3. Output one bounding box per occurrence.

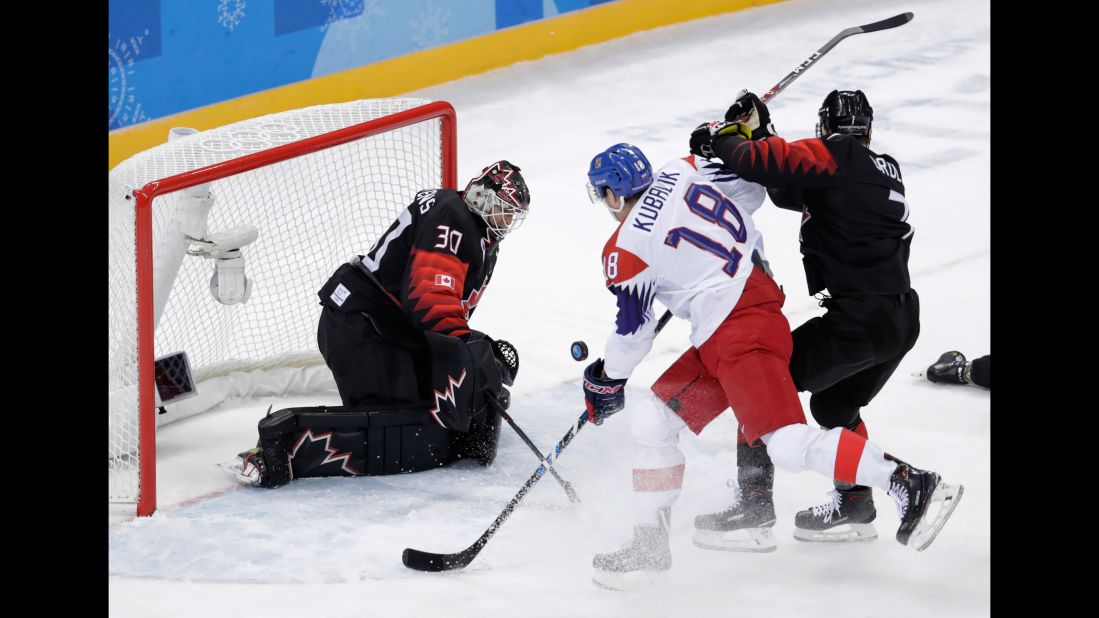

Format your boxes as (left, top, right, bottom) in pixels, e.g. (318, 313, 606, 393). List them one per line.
(108, 99, 457, 515)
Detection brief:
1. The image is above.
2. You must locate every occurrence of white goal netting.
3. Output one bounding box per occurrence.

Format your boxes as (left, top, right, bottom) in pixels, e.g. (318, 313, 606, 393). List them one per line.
(109, 99, 453, 513)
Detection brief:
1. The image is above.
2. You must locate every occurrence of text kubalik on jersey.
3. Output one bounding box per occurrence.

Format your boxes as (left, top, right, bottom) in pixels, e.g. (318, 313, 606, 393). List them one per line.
(363, 188, 497, 338)
(600, 155, 768, 379)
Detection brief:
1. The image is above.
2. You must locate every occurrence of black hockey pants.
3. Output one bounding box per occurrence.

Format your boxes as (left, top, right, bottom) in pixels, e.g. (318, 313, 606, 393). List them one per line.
(317, 307, 430, 407)
(789, 290, 920, 431)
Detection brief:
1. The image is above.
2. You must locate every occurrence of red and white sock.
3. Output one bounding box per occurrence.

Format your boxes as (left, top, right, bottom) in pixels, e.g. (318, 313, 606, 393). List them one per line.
(762, 423, 897, 491)
(631, 394, 688, 526)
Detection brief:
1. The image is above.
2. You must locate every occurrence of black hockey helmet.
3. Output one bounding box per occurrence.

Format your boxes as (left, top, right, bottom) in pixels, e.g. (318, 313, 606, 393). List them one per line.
(816, 90, 873, 138)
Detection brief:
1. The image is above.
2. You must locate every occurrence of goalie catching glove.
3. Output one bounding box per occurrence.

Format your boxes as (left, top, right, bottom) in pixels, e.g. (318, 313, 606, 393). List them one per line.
(582, 358, 627, 425)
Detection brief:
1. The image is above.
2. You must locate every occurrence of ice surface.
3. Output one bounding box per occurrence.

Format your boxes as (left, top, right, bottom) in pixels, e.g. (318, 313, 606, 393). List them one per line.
(109, 0, 990, 615)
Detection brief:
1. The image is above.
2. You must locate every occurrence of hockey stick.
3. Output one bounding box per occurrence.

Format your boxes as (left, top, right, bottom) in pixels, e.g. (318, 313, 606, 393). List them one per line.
(402, 412, 589, 571)
(649, 12, 916, 329)
(489, 394, 581, 504)
(401, 311, 677, 572)
(759, 12, 914, 103)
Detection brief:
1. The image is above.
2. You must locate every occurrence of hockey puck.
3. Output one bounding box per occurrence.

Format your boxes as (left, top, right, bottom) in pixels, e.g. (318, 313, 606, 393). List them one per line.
(570, 341, 589, 362)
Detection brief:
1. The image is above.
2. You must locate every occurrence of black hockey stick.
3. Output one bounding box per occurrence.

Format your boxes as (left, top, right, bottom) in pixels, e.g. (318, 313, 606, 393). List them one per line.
(759, 12, 914, 103)
(649, 12, 917, 329)
(401, 310, 677, 572)
(402, 412, 589, 571)
(489, 394, 581, 504)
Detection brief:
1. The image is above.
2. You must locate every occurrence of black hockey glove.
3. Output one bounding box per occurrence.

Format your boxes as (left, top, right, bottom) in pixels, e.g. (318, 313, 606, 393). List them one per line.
(689, 121, 752, 159)
(491, 338, 519, 386)
(724, 90, 776, 139)
(582, 358, 627, 425)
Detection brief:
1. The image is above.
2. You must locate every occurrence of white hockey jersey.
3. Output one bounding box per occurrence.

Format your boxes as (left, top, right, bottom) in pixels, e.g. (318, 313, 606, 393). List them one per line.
(601, 155, 768, 379)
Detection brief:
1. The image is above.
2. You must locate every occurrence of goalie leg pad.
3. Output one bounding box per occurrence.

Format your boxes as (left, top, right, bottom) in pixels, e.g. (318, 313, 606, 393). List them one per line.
(254, 404, 461, 487)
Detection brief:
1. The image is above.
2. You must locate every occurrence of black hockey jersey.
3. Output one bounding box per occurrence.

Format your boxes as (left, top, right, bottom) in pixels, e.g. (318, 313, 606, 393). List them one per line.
(712, 133, 912, 297)
(361, 188, 498, 337)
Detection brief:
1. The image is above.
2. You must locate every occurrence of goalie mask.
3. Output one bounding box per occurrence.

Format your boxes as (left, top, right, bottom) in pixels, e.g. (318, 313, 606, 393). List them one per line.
(463, 160, 531, 239)
(816, 89, 873, 138)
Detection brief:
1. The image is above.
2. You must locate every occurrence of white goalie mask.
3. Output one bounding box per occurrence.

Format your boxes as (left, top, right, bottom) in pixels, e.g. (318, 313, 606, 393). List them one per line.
(462, 160, 531, 239)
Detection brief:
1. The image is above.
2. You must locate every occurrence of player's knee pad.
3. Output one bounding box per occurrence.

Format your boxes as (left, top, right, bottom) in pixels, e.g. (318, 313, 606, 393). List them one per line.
(630, 393, 687, 469)
(630, 393, 687, 448)
(763, 423, 844, 475)
(808, 390, 860, 429)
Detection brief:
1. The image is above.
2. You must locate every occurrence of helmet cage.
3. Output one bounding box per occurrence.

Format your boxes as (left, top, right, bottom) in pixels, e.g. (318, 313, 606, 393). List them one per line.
(463, 161, 530, 239)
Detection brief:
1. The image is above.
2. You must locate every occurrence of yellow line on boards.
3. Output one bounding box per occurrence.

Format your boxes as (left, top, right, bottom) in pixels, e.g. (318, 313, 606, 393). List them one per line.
(108, 0, 786, 170)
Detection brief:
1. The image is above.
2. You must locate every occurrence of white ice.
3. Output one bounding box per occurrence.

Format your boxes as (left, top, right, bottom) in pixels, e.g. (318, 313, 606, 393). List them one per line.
(109, 0, 990, 615)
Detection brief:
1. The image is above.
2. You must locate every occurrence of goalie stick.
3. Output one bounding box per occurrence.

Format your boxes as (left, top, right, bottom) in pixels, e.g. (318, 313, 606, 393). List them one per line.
(652, 12, 916, 328)
(402, 412, 590, 572)
(400, 312, 677, 572)
(489, 394, 581, 504)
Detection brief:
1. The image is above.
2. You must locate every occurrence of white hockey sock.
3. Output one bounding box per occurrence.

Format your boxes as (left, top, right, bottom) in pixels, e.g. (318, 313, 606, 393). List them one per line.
(762, 424, 898, 491)
(631, 393, 688, 527)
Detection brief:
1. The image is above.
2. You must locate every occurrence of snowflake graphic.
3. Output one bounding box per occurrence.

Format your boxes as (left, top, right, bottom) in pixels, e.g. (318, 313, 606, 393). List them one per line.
(217, 0, 247, 32)
(320, 0, 381, 31)
(108, 30, 151, 129)
(318, 0, 384, 55)
(410, 1, 450, 49)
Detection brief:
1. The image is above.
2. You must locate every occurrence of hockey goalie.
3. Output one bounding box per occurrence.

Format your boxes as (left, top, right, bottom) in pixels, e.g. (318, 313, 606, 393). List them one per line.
(221, 161, 532, 486)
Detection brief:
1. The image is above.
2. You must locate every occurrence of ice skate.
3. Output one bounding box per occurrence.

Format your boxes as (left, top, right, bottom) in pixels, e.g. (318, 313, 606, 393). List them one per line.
(916, 351, 972, 385)
(217, 447, 268, 487)
(793, 486, 878, 543)
(592, 509, 671, 592)
(887, 457, 964, 551)
(693, 481, 777, 552)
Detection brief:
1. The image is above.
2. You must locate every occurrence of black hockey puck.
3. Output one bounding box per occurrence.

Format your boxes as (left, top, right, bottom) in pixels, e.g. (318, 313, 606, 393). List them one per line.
(570, 341, 589, 362)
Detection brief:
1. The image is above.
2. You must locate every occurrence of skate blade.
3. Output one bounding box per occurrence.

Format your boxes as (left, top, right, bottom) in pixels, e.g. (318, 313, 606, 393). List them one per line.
(692, 527, 777, 553)
(793, 523, 878, 543)
(909, 482, 964, 552)
(591, 568, 667, 592)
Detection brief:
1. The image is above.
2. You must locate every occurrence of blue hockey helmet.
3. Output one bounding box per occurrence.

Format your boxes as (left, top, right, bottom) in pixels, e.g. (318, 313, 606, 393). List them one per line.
(586, 143, 653, 217)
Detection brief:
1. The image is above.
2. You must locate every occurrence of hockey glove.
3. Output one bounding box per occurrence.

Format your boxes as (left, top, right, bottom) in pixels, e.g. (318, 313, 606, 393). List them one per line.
(724, 90, 776, 139)
(689, 121, 752, 159)
(582, 358, 627, 425)
(492, 338, 519, 386)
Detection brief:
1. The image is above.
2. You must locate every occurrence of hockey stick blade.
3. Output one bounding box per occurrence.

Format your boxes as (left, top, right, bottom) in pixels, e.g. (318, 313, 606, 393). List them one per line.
(857, 12, 914, 33)
(402, 546, 477, 572)
(402, 413, 589, 572)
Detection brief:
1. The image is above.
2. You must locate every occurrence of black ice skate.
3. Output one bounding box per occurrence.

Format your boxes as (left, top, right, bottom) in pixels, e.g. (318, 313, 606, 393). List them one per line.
(887, 457, 964, 551)
(793, 486, 878, 543)
(693, 481, 777, 552)
(923, 351, 972, 385)
(592, 509, 671, 592)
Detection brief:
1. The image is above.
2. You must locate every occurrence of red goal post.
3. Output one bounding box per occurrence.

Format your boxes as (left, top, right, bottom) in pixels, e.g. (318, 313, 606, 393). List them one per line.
(109, 99, 457, 516)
